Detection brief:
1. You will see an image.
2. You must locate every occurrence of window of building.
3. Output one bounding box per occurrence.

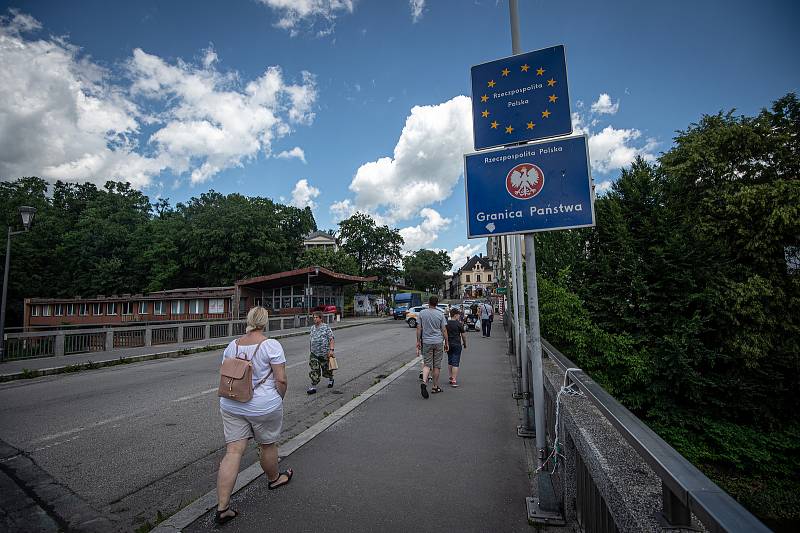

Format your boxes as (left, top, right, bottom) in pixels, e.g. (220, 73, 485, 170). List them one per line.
(154, 301, 165, 315)
(138, 301, 148, 315)
(466, 274, 471, 282)
(55, 304, 64, 316)
(488, 274, 492, 282)
(92, 303, 103, 315)
(31, 305, 40, 317)
(107, 302, 117, 315)
(42, 305, 51, 317)
(171, 300, 184, 314)
(476, 274, 482, 282)
(66, 303, 75, 316)
(188, 299, 204, 314)
(209, 299, 225, 314)
(78, 303, 88, 316)
(122, 302, 133, 315)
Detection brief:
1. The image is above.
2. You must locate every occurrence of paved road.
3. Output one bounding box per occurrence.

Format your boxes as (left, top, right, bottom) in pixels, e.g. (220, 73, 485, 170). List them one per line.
(0, 320, 418, 531)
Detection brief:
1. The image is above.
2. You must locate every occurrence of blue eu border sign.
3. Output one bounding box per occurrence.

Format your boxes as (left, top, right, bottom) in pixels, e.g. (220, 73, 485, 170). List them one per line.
(471, 45, 572, 151)
(464, 135, 595, 238)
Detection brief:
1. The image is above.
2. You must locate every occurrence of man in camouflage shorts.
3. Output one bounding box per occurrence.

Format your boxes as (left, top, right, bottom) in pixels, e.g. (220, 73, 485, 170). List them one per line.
(307, 311, 335, 394)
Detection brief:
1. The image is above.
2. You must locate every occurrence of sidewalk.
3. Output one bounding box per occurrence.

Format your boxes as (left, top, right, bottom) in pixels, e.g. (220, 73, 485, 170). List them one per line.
(181, 329, 534, 532)
(0, 317, 389, 381)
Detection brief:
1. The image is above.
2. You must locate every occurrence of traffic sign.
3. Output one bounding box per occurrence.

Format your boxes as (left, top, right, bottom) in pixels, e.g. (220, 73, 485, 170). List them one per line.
(471, 45, 572, 151)
(464, 135, 594, 238)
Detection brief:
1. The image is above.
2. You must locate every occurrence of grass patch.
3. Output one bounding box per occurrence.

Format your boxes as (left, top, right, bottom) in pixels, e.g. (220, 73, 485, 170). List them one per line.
(133, 509, 168, 533)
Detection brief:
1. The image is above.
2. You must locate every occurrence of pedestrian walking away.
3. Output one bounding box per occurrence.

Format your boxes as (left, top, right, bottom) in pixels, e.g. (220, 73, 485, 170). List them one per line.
(307, 311, 336, 394)
(416, 295, 449, 398)
(215, 307, 292, 525)
(480, 299, 494, 338)
(446, 307, 467, 387)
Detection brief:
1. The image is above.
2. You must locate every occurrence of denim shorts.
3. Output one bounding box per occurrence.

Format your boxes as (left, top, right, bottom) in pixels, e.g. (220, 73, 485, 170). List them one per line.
(447, 344, 463, 367)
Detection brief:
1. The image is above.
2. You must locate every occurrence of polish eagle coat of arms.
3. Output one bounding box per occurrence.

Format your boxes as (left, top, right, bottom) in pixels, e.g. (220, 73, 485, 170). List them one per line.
(506, 163, 545, 200)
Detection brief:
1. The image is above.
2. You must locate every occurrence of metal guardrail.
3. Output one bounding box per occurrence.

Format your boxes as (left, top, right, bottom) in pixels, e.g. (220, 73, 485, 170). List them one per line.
(540, 338, 770, 533)
(2, 313, 336, 361)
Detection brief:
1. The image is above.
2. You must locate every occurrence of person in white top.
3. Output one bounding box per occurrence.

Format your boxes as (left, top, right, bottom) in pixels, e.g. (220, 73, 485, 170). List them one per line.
(215, 307, 291, 525)
(479, 299, 494, 338)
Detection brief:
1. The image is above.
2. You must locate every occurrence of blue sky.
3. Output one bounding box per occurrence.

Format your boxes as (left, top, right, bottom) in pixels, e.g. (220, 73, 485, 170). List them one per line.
(1, 0, 798, 270)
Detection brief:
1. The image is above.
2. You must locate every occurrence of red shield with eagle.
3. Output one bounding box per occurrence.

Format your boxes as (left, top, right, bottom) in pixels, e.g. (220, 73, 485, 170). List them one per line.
(505, 163, 545, 200)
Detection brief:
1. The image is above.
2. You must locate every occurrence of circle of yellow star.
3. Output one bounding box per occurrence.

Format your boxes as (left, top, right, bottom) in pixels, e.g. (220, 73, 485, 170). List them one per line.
(536, 67, 545, 76)
(542, 109, 551, 118)
(527, 121, 535, 129)
(521, 64, 530, 72)
(490, 120, 499, 129)
(488, 80, 496, 88)
(548, 94, 558, 103)
(505, 125, 514, 134)
(501, 68, 510, 76)
(481, 110, 490, 118)
(480, 94, 488, 102)
(547, 78, 556, 87)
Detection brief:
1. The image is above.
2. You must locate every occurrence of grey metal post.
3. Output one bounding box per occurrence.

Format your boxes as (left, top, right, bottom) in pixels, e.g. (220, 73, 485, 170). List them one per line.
(524, 234, 546, 451)
(0, 227, 12, 360)
(54, 331, 65, 357)
(509, 236, 522, 376)
(144, 326, 153, 346)
(105, 330, 114, 351)
(515, 235, 534, 435)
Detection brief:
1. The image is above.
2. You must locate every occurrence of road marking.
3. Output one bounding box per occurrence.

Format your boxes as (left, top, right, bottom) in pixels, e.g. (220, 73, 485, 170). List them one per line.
(171, 387, 217, 402)
(30, 435, 82, 453)
(31, 414, 131, 443)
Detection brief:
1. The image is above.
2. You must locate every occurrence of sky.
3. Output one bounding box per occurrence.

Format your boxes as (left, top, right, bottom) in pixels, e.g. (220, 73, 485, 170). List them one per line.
(1, 0, 798, 271)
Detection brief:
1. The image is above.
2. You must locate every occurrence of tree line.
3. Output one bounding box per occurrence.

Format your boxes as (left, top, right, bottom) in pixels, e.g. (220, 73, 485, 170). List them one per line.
(0, 181, 410, 327)
(533, 93, 799, 526)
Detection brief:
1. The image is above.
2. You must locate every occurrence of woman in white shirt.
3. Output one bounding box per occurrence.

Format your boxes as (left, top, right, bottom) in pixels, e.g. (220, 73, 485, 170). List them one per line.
(215, 307, 291, 525)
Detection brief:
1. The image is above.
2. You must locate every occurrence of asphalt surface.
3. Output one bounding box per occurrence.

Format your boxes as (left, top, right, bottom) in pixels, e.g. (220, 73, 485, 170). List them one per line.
(0, 320, 417, 531)
(184, 327, 532, 533)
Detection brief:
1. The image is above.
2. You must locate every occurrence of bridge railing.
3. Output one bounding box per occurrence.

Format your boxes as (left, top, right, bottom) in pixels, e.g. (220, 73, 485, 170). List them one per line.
(2, 312, 335, 361)
(503, 313, 769, 532)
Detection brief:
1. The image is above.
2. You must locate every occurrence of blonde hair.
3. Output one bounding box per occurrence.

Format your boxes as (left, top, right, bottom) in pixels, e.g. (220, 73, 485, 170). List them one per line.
(246, 306, 269, 333)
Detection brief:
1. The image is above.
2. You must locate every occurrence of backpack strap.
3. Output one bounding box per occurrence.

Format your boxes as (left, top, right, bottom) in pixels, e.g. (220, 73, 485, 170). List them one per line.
(251, 339, 273, 390)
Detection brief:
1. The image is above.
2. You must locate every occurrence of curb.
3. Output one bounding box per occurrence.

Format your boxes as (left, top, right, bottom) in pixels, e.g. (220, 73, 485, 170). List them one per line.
(0, 319, 390, 383)
(152, 356, 421, 532)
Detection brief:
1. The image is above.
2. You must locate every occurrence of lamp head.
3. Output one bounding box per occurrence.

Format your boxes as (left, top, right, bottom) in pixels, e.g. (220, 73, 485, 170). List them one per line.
(18, 206, 36, 231)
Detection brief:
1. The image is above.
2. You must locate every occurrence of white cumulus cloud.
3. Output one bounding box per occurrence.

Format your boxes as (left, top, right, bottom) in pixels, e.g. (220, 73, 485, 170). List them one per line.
(258, 0, 355, 35)
(399, 208, 451, 251)
(290, 178, 320, 209)
(590, 93, 619, 115)
(571, 107, 656, 175)
(448, 243, 484, 273)
(348, 95, 473, 220)
(0, 12, 317, 187)
(276, 146, 307, 163)
(409, 0, 426, 22)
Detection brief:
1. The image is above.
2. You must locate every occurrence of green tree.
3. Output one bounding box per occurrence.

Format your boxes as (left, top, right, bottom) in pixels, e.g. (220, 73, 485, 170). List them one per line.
(296, 246, 359, 276)
(402, 249, 452, 293)
(337, 212, 403, 284)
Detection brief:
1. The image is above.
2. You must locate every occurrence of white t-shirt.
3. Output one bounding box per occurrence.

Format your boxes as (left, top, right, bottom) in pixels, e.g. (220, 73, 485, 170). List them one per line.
(480, 303, 493, 319)
(219, 338, 286, 417)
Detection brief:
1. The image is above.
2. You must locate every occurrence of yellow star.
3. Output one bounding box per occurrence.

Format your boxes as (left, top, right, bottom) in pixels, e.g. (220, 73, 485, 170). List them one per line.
(542, 109, 551, 118)
(548, 94, 558, 103)
(527, 121, 535, 129)
(480, 94, 488, 102)
(490, 120, 499, 129)
(505, 125, 514, 134)
(536, 67, 545, 76)
(501, 68, 510, 76)
(488, 80, 496, 88)
(481, 110, 490, 118)
(521, 64, 530, 72)
(547, 78, 556, 87)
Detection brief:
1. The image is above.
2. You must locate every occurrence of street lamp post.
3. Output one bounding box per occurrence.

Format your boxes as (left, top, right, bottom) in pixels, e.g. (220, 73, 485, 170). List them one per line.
(0, 206, 37, 361)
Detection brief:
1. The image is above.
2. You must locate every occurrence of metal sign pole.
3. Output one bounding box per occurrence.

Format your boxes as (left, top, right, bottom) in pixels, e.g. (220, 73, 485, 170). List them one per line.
(508, 235, 522, 395)
(514, 235, 534, 436)
(523, 235, 546, 450)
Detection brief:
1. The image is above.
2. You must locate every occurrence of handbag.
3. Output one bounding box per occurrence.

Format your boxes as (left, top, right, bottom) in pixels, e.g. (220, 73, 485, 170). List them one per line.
(327, 355, 339, 370)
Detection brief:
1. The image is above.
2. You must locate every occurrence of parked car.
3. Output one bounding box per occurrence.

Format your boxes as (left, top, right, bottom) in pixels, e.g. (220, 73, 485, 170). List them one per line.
(392, 305, 409, 320)
(312, 304, 339, 315)
(406, 304, 447, 328)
